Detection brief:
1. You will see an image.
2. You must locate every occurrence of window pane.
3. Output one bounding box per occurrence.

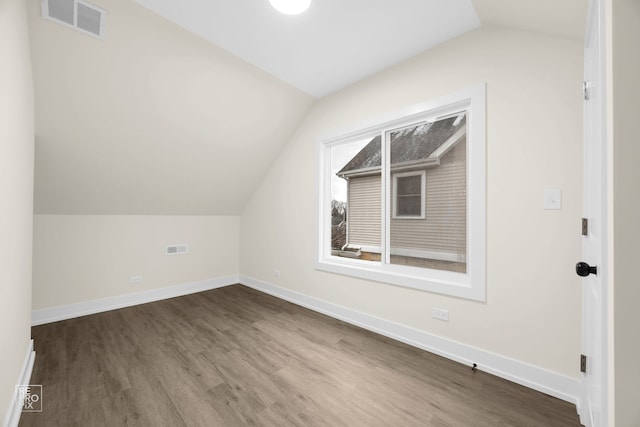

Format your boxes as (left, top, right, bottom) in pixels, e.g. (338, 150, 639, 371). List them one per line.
(397, 175, 421, 195)
(389, 114, 467, 273)
(330, 137, 381, 262)
(397, 195, 421, 215)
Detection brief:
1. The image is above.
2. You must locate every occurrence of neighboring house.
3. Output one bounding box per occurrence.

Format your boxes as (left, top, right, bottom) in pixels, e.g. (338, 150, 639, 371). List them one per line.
(336, 113, 467, 272)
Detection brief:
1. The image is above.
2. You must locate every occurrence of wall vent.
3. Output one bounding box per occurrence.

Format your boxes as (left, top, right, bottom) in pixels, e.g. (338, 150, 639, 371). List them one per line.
(166, 244, 189, 256)
(42, 0, 106, 39)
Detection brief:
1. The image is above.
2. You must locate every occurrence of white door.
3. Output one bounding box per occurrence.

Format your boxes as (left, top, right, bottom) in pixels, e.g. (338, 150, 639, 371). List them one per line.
(579, 0, 608, 425)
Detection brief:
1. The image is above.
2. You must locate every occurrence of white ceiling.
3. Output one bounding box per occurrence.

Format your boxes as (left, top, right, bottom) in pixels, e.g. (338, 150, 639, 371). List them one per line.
(133, 0, 482, 98)
(132, 0, 587, 99)
(472, 0, 588, 41)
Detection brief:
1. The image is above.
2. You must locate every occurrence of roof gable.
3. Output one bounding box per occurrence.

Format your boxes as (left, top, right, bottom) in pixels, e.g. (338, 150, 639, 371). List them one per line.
(337, 114, 466, 177)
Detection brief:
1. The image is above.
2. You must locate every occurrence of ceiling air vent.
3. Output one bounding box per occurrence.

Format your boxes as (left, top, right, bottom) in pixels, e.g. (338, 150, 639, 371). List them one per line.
(42, 0, 106, 39)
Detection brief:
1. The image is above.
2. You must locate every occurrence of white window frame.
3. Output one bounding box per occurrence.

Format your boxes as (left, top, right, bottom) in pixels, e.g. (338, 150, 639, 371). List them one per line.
(316, 84, 486, 301)
(392, 171, 426, 219)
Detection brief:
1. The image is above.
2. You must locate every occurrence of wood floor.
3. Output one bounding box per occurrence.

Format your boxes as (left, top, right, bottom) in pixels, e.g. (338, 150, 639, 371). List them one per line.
(20, 285, 581, 427)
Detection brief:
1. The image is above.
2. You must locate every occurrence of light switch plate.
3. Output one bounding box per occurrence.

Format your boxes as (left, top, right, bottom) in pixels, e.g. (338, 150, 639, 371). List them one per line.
(544, 189, 562, 210)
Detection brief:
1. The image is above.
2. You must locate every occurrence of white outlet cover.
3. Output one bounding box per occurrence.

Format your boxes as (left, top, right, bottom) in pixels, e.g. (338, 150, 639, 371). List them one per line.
(432, 308, 449, 322)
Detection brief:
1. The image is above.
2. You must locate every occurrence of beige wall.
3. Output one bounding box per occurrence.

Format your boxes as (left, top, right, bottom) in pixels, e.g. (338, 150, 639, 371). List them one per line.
(33, 215, 239, 309)
(0, 0, 34, 422)
(241, 26, 583, 378)
(612, 0, 640, 424)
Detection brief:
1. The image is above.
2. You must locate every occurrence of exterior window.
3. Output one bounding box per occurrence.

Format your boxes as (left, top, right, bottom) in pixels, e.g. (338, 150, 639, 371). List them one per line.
(393, 171, 425, 218)
(317, 85, 486, 301)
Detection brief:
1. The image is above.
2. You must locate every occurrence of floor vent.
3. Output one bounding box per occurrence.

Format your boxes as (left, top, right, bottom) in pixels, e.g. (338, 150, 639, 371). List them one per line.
(166, 244, 189, 256)
(42, 0, 106, 39)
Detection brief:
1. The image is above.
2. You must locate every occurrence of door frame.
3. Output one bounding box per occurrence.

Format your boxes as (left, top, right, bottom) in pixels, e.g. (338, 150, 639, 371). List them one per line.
(579, 0, 610, 425)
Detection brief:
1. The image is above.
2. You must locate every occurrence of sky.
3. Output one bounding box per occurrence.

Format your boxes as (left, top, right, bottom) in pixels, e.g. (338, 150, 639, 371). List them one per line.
(330, 138, 371, 202)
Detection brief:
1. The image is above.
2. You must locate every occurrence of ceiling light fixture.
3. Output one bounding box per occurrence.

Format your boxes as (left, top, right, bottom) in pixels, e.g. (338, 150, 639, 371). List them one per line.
(269, 0, 311, 15)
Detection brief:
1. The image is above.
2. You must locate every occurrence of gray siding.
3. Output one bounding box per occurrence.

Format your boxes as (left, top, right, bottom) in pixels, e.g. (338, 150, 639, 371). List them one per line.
(347, 175, 381, 247)
(345, 140, 466, 259)
(390, 140, 466, 258)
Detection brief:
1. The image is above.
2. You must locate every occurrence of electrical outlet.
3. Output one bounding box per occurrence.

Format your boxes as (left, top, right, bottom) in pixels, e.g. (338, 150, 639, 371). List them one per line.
(129, 275, 142, 284)
(166, 244, 189, 255)
(432, 308, 449, 322)
(273, 269, 281, 278)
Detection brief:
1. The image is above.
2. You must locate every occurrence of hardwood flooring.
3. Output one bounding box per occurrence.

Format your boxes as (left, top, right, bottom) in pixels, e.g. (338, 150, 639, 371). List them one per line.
(20, 285, 581, 426)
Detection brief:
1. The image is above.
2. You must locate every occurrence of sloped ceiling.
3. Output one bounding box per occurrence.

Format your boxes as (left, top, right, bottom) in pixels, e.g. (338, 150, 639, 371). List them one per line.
(28, 0, 314, 215)
(28, 0, 587, 215)
(132, 0, 482, 98)
(472, 0, 588, 41)
(132, 0, 587, 98)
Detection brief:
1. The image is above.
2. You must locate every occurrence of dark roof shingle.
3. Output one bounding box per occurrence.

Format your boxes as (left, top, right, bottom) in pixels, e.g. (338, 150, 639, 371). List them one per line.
(337, 114, 466, 176)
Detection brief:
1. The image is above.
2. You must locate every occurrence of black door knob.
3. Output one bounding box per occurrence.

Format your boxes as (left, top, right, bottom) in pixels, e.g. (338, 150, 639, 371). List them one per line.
(576, 262, 597, 277)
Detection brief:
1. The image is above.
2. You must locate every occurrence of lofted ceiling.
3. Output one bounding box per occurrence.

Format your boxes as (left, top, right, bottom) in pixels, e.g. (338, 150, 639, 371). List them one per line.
(28, 0, 587, 215)
(28, 0, 314, 215)
(133, 0, 587, 98)
(132, 0, 482, 98)
(472, 0, 588, 41)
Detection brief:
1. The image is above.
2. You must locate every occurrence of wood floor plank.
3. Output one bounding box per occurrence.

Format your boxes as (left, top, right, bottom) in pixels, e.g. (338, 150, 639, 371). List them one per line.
(19, 285, 581, 426)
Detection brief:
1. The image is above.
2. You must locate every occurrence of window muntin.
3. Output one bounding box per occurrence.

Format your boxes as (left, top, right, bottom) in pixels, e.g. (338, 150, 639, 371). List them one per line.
(317, 85, 486, 301)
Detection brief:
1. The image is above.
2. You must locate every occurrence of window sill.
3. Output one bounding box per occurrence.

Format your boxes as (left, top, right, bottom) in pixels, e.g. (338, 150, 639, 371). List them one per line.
(315, 256, 484, 301)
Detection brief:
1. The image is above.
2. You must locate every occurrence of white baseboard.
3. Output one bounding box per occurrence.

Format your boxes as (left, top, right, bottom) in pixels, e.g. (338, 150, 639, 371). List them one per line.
(3, 340, 36, 427)
(239, 275, 580, 405)
(31, 275, 239, 326)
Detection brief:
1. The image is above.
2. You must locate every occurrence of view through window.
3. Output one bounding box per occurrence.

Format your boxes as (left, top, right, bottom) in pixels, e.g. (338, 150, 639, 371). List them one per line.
(329, 113, 467, 273)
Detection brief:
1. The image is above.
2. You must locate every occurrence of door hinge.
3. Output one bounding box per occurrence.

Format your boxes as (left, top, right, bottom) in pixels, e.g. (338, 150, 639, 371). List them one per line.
(583, 81, 591, 100)
(580, 354, 587, 373)
(582, 218, 589, 236)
